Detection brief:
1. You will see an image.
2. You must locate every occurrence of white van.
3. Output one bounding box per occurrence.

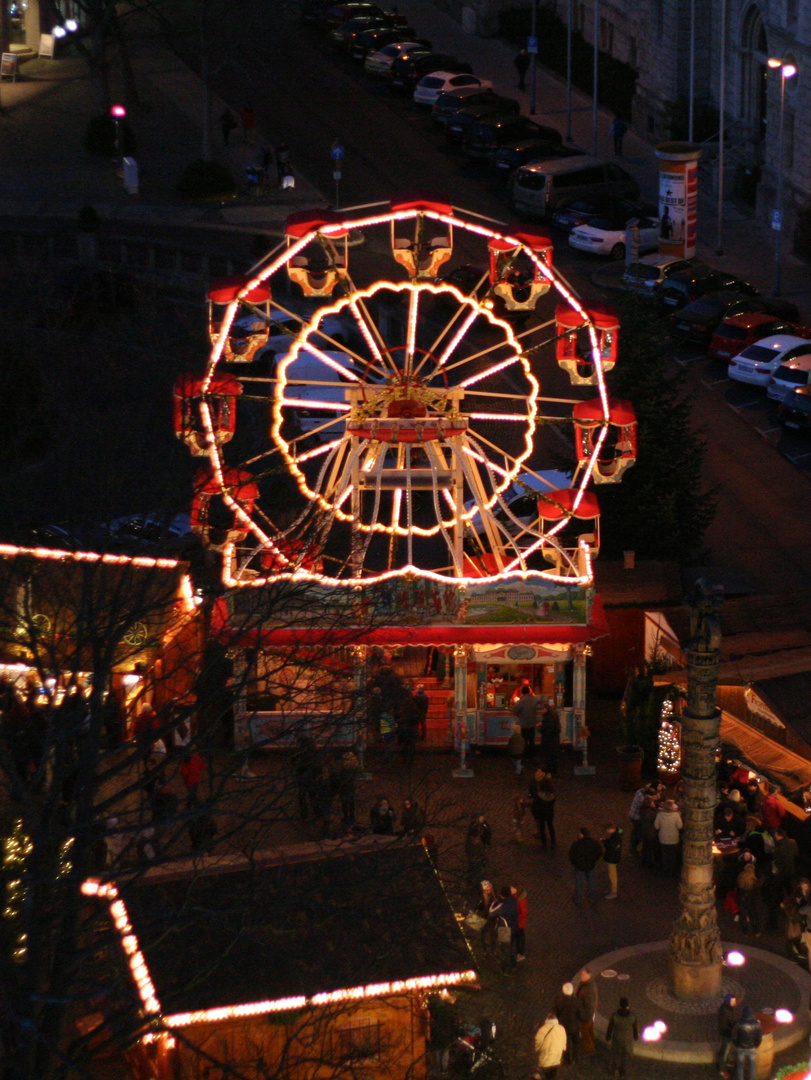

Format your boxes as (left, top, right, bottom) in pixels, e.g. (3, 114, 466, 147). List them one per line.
(509, 156, 639, 218)
(767, 353, 811, 402)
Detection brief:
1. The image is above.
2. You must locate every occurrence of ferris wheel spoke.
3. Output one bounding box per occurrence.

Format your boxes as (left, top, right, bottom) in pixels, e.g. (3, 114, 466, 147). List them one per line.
(405, 288, 420, 373)
(347, 296, 391, 379)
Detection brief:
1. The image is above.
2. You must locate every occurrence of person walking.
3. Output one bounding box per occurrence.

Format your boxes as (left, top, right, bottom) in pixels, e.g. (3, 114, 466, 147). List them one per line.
(575, 969, 598, 1055)
(534, 1012, 567, 1078)
(730, 1006, 761, 1080)
(507, 723, 525, 776)
(602, 822, 622, 899)
(511, 884, 527, 961)
(569, 826, 602, 905)
(717, 994, 738, 1076)
(513, 684, 539, 759)
(514, 48, 530, 91)
(654, 799, 683, 875)
(529, 769, 556, 849)
(240, 103, 256, 145)
(413, 681, 429, 741)
(540, 699, 560, 776)
(489, 885, 518, 972)
(606, 997, 638, 1078)
(179, 750, 206, 807)
(465, 812, 492, 888)
(554, 982, 580, 1064)
(610, 115, 628, 155)
(219, 109, 237, 146)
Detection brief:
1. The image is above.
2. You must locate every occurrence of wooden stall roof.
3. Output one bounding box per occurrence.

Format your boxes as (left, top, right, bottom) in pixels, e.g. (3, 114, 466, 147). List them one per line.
(593, 560, 682, 608)
(721, 710, 811, 792)
(754, 672, 811, 751)
(110, 842, 474, 1017)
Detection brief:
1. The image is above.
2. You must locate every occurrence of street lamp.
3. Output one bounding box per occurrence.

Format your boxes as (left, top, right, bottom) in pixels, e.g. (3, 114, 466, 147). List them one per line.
(767, 58, 796, 297)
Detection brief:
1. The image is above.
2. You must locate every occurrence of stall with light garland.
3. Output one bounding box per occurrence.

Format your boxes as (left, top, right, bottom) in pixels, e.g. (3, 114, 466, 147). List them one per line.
(174, 197, 636, 757)
(83, 841, 476, 1080)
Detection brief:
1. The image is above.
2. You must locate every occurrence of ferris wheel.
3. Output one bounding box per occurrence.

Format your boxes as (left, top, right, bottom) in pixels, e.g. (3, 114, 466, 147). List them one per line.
(174, 198, 637, 591)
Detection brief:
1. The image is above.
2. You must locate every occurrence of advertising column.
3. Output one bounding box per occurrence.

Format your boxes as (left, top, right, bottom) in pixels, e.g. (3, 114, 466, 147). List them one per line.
(655, 142, 702, 260)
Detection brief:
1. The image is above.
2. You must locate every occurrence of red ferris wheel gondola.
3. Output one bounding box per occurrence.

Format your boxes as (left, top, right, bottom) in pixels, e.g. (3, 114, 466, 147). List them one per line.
(572, 398, 637, 483)
(173, 373, 242, 457)
(556, 304, 619, 386)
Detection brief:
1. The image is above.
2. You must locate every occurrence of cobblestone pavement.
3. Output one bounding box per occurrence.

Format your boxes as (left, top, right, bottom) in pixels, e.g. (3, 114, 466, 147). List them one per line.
(185, 699, 808, 1080)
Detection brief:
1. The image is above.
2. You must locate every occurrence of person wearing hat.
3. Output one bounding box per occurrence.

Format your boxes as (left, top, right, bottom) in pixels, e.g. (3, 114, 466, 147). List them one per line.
(554, 982, 580, 1064)
(606, 996, 638, 1078)
(654, 798, 683, 875)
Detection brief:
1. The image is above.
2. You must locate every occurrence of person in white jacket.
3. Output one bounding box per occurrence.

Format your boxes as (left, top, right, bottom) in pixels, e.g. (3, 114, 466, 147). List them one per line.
(654, 798, 683, 875)
(534, 1013, 567, 1078)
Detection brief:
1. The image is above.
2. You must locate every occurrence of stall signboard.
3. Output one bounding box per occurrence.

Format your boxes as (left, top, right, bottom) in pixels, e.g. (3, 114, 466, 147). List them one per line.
(251, 574, 592, 630)
(1, 54, 18, 81)
(245, 710, 355, 750)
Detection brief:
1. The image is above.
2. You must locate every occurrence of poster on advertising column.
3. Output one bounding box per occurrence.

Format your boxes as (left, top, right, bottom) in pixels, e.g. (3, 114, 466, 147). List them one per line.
(656, 142, 701, 260)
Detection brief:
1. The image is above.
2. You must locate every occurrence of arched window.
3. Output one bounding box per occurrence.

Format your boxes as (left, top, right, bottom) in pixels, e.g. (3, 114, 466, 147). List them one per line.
(740, 6, 769, 142)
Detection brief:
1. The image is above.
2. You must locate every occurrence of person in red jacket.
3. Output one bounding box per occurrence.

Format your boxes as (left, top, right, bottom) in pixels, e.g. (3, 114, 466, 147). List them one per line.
(180, 751, 206, 805)
(511, 885, 528, 961)
(762, 783, 785, 832)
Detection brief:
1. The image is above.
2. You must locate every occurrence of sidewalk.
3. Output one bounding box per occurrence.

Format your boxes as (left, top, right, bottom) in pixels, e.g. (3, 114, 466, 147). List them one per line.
(0, 29, 324, 233)
(395, 0, 811, 317)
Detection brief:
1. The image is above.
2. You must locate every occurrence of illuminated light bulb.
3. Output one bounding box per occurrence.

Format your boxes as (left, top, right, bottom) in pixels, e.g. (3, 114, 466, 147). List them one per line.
(654, 1020, 667, 1034)
(775, 1009, 793, 1024)
(641, 1025, 661, 1042)
(725, 951, 745, 967)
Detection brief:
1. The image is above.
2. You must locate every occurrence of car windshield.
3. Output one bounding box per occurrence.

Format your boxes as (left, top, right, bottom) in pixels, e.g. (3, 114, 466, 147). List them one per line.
(625, 264, 658, 280)
(684, 299, 722, 317)
(740, 344, 780, 361)
(775, 365, 810, 384)
(716, 324, 748, 340)
(515, 171, 546, 191)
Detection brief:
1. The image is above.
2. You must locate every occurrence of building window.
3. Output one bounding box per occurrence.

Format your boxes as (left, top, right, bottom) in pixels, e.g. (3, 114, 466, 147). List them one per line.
(599, 17, 613, 54)
(334, 1020, 382, 1062)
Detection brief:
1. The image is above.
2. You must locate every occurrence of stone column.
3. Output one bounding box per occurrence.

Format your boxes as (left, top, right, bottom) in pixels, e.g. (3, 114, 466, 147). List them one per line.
(669, 579, 723, 1001)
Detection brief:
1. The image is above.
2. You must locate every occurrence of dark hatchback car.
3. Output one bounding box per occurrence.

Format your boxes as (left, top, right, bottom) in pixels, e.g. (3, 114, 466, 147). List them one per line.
(552, 196, 619, 232)
(659, 266, 759, 311)
(331, 15, 392, 49)
(464, 115, 557, 161)
(779, 385, 811, 430)
(351, 26, 427, 60)
(445, 101, 519, 144)
(390, 51, 472, 90)
(321, 2, 386, 30)
(671, 291, 801, 343)
(493, 138, 578, 174)
(433, 86, 517, 126)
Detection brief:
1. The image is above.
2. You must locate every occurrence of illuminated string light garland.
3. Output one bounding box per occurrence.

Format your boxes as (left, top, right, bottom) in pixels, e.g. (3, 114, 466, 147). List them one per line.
(82, 879, 476, 1034)
(658, 699, 682, 775)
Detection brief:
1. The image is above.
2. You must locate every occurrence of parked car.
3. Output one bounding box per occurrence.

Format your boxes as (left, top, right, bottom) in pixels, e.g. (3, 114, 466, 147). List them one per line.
(390, 51, 472, 91)
(569, 208, 658, 260)
(351, 26, 427, 61)
(509, 156, 639, 217)
(445, 101, 520, 144)
(492, 133, 572, 174)
(321, 2, 386, 31)
(659, 266, 759, 311)
(553, 197, 618, 232)
(767, 353, 811, 402)
(432, 86, 516, 126)
(726, 334, 811, 388)
(365, 39, 426, 75)
(464, 115, 560, 162)
(331, 15, 392, 50)
(414, 72, 491, 106)
(621, 254, 695, 298)
(466, 470, 573, 537)
(778, 385, 811, 429)
(672, 292, 802, 344)
(708, 312, 805, 362)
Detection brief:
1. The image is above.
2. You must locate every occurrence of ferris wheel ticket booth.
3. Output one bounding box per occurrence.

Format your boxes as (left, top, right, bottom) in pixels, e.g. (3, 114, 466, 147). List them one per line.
(175, 197, 635, 766)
